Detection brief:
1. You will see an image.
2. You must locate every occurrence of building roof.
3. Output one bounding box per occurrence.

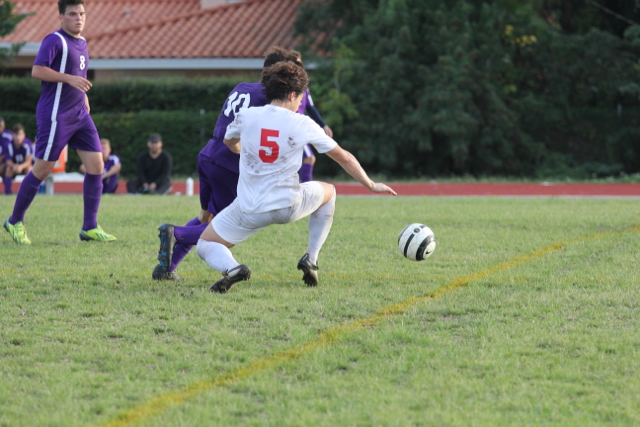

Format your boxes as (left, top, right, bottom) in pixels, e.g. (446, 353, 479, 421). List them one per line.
(86, 0, 303, 59)
(0, 0, 202, 43)
(1, 0, 305, 60)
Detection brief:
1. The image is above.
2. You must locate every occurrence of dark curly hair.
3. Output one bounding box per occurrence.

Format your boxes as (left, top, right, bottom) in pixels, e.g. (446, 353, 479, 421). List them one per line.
(263, 46, 304, 69)
(261, 61, 309, 103)
(58, 0, 84, 14)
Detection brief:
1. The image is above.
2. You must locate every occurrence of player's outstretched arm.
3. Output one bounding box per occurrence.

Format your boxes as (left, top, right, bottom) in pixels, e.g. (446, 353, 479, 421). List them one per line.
(326, 146, 396, 195)
(32, 65, 92, 92)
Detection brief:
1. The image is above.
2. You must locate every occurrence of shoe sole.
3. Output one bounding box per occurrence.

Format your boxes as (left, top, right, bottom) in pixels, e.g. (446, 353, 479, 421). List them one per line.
(157, 224, 176, 271)
(209, 265, 251, 293)
(297, 262, 318, 287)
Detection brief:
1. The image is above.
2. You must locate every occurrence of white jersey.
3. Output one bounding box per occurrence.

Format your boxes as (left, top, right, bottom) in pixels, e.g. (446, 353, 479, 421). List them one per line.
(225, 104, 338, 213)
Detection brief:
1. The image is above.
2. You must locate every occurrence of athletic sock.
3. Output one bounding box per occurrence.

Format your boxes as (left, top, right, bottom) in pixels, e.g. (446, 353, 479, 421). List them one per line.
(299, 164, 313, 183)
(170, 217, 207, 272)
(9, 172, 41, 224)
(82, 173, 103, 231)
(196, 239, 239, 274)
(4, 176, 12, 195)
(307, 188, 336, 263)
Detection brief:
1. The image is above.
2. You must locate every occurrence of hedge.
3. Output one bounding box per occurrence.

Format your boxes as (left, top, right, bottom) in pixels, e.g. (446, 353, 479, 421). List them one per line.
(0, 76, 258, 113)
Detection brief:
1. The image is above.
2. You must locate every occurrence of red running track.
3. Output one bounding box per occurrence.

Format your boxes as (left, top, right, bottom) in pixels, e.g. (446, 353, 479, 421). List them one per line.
(5, 181, 640, 197)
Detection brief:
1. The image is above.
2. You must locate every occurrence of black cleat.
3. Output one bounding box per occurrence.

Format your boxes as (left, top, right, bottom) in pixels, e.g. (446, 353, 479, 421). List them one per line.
(157, 224, 176, 272)
(152, 264, 184, 281)
(297, 253, 318, 287)
(209, 264, 251, 293)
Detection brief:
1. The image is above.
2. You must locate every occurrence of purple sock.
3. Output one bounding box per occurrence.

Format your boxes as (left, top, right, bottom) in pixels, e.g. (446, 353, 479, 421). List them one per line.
(4, 176, 13, 195)
(82, 173, 103, 231)
(9, 172, 42, 224)
(170, 217, 207, 272)
(299, 164, 313, 183)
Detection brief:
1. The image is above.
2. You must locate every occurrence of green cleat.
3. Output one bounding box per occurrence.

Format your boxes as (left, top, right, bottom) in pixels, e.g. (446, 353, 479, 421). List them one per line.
(79, 225, 117, 242)
(4, 219, 31, 245)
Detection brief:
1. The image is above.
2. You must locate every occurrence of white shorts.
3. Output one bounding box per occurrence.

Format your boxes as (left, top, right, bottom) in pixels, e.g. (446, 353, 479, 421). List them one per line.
(212, 181, 325, 245)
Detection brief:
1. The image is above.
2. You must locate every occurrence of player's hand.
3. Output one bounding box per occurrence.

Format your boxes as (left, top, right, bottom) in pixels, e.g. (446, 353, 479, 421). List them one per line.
(370, 182, 397, 195)
(67, 75, 93, 92)
(323, 125, 333, 138)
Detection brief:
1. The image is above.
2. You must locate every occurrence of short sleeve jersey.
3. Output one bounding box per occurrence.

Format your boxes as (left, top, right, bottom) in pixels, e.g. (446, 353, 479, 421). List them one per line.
(0, 130, 12, 162)
(34, 30, 89, 122)
(7, 138, 34, 164)
(199, 82, 268, 174)
(104, 154, 120, 187)
(225, 104, 338, 213)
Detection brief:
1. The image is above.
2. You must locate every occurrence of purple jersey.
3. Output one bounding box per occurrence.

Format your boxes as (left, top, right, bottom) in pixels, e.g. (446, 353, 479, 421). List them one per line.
(297, 90, 311, 114)
(7, 138, 34, 165)
(199, 82, 268, 174)
(34, 30, 89, 122)
(103, 154, 120, 192)
(0, 129, 12, 163)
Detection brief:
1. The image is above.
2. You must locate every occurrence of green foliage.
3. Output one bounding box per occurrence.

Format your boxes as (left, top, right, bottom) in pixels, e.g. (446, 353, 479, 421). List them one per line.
(0, 110, 217, 177)
(296, 0, 640, 178)
(0, 76, 252, 113)
(0, 0, 29, 66)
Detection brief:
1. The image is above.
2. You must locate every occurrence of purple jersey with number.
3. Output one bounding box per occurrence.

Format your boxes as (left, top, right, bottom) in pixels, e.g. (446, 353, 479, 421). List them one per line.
(199, 82, 268, 174)
(0, 129, 12, 163)
(7, 138, 34, 165)
(103, 154, 120, 192)
(34, 30, 89, 122)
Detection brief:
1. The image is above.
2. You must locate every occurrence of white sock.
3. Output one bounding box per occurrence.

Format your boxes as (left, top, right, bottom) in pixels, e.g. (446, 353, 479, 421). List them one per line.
(196, 239, 239, 274)
(307, 189, 336, 264)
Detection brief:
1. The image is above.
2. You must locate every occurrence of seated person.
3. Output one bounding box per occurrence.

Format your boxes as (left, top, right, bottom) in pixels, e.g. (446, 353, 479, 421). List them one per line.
(1, 123, 33, 195)
(80, 138, 121, 194)
(0, 116, 12, 166)
(126, 133, 172, 195)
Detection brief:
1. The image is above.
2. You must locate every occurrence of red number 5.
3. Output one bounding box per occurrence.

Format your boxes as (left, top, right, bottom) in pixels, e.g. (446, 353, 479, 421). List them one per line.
(259, 128, 279, 163)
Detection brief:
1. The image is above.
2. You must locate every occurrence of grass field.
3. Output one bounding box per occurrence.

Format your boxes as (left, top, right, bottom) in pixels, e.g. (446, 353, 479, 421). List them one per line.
(1, 194, 639, 426)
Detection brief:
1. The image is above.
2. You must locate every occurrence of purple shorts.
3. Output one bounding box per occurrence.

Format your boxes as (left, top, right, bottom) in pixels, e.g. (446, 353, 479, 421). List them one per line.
(36, 114, 101, 161)
(197, 154, 239, 216)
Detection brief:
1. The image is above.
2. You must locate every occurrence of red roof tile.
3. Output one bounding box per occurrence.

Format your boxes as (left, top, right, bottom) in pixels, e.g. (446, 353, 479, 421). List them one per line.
(85, 0, 304, 59)
(0, 0, 202, 43)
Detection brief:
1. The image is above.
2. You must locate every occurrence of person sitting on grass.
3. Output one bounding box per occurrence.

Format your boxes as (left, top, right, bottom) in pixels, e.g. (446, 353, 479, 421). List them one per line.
(80, 138, 121, 194)
(1, 124, 34, 195)
(126, 133, 172, 195)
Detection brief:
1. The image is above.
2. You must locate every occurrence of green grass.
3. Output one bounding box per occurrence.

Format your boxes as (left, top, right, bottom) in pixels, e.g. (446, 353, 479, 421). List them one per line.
(1, 195, 639, 426)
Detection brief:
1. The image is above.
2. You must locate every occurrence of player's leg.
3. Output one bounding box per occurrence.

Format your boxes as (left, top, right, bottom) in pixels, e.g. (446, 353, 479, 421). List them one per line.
(72, 118, 116, 242)
(4, 158, 55, 244)
(197, 201, 255, 293)
(299, 182, 336, 286)
(154, 161, 238, 279)
(299, 144, 316, 183)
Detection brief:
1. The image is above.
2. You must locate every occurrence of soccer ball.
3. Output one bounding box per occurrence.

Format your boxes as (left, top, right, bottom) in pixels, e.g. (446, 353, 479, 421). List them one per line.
(398, 223, 436, 261)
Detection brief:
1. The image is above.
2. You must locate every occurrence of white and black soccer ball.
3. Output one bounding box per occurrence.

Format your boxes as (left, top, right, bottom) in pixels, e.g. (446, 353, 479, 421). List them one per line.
(398, 223, 436, 261)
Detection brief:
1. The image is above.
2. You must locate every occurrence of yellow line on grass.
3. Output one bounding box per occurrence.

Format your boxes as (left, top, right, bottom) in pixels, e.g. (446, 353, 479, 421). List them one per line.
(99, 225, 639, 427)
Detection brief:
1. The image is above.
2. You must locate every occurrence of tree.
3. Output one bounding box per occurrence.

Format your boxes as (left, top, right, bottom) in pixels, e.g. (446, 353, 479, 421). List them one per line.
(0, 0, 29, 67)
(296, 0, 640, 178)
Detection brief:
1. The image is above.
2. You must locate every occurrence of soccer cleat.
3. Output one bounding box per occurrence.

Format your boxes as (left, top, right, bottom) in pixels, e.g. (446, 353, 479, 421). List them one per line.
(297, 253, 318, 287)
(209, 264, 251, 293)
(157, 224, 176, 272)
(79, 225, 117, 242)
(152, 263, 184, 281)
(4, 219, 31, 245)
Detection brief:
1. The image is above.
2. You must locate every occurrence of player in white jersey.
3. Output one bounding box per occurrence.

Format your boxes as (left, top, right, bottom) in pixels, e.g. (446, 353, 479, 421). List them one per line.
(195, 61, 396, 293)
